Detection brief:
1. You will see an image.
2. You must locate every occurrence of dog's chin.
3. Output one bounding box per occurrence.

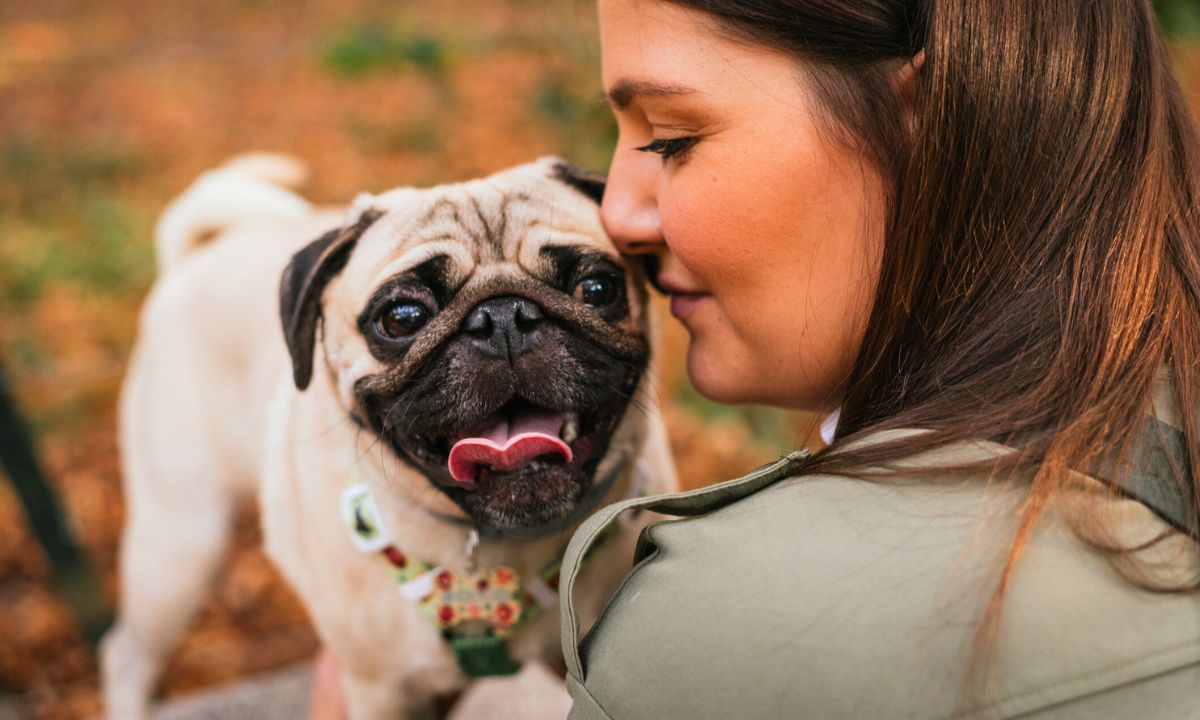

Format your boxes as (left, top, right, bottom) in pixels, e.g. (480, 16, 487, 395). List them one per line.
(386, 400, 621, 531)
(457, 460, 587, 529)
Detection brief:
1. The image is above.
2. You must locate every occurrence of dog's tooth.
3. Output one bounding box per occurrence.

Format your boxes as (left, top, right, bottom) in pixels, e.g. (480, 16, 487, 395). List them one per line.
(562, 412, 579, 444)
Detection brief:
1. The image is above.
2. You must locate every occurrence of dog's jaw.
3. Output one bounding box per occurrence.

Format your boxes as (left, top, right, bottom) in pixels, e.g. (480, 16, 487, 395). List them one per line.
(357, 364, 643, 531)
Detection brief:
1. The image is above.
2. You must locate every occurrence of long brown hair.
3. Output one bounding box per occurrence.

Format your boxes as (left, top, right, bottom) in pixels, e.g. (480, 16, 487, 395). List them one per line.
(664, 0, 1200, 696)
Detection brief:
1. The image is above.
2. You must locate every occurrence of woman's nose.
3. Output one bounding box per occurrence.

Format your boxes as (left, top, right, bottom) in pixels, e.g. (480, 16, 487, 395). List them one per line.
(600, 151, 664, 256)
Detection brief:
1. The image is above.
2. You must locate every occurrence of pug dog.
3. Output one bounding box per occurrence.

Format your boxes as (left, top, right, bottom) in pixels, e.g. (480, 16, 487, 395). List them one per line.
(100, 155, 677, 719)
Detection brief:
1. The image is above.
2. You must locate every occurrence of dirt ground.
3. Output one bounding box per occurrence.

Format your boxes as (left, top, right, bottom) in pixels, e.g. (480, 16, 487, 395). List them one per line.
(0, 1, 833, 717)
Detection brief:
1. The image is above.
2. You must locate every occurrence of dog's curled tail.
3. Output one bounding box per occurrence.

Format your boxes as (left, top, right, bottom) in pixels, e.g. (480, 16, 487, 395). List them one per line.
(154, 153, 311, 273)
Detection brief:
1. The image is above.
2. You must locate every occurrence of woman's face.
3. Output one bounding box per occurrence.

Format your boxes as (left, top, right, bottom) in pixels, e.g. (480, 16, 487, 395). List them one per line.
(598, 0, 886, 410)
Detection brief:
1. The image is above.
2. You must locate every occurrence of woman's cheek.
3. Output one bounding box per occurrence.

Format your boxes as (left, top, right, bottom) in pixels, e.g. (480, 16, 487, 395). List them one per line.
(658, 194, 702, 262)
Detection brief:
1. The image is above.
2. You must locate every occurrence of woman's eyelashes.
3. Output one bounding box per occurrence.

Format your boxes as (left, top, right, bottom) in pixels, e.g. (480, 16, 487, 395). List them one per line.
(634, 136, 699, 162)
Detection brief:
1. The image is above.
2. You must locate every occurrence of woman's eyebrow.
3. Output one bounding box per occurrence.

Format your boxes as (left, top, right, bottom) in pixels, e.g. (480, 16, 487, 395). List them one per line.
(605, 79, 698, 109)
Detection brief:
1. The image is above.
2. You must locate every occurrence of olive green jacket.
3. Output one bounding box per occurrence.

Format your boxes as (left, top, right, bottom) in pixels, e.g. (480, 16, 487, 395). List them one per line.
(560, 432, 1200, 719)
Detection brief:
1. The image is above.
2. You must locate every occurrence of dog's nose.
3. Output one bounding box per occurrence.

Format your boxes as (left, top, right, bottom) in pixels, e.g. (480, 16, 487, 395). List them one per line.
(463, 296, 545, 359)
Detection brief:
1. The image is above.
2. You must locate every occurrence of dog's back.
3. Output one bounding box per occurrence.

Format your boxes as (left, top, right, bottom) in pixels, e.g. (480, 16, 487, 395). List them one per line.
(124, 156, 337, 493)
(154, 154, 309, 270)
(103, 156, 336, 719)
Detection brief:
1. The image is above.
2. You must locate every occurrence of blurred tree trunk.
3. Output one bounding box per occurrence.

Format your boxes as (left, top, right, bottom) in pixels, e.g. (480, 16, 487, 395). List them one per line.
(0, 364, 111, 646)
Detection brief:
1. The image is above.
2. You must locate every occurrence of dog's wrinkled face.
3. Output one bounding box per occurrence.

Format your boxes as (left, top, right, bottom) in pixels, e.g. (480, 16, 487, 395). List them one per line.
(280, 158, 651, 531)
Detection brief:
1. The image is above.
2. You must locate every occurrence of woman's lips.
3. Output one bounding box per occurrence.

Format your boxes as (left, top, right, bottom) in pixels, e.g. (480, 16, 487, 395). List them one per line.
(655, 273, 709, 320)
(669, 292, 709, 320)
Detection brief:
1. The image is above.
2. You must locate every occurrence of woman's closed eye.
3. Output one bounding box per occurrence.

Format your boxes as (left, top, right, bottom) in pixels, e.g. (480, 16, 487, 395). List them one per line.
(634, 136, 699, 162)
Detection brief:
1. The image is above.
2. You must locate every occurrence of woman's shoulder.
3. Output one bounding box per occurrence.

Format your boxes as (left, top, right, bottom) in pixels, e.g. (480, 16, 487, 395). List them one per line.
(571, 438, 1200, 719)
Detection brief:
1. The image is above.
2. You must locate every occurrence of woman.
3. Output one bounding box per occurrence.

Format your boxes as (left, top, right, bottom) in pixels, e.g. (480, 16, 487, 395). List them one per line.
(318, 0, 1200, 716)
(563, 0, 1200, 717)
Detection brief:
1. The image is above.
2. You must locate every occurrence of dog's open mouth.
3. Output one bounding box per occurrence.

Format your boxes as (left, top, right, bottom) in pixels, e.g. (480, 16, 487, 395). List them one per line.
(447, 404, 576, 484)
(392, 397, 617, 530)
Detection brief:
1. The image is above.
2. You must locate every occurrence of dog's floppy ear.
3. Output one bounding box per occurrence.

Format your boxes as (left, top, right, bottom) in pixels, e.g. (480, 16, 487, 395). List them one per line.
(551, 161, 606, 205)
(279, 209, 382, 390)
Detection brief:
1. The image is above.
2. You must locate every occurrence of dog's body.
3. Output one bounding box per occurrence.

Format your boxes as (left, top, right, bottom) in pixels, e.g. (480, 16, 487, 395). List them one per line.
(102, 156, 677, 719)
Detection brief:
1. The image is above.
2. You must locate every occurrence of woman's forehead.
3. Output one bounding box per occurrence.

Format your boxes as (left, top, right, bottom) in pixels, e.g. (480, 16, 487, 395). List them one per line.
(598, 0, 717, 84)
(598, 0, 803, 110)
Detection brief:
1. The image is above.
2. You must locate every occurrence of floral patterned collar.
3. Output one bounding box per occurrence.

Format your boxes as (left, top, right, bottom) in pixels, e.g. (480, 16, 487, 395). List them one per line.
(339, 459, 644, 677)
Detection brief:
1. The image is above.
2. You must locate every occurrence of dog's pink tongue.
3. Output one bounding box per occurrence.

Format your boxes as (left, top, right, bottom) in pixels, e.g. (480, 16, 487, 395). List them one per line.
(448, 409, 572, 484)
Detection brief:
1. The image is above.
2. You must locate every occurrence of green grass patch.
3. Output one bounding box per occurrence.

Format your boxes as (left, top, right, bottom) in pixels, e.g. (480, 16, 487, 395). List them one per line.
(322, 25, 450, 77)
(1157, 0, 1200, 37)
(530, 71, 616, 173)
(63, 147, 147, 191)
(0, 139, 147, 219)
(22, 392, 98, 436)
(673, 378, 800, 448)
(0, 134, 153, 306)
(0, 199, 153, 305)
(4, 337, 52, 376)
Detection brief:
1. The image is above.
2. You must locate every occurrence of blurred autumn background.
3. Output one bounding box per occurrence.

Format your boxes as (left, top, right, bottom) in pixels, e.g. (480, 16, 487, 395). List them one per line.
(0, 0, 1197, 718)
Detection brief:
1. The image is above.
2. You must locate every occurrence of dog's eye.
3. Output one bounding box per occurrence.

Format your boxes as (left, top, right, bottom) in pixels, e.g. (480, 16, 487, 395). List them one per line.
(575, 275, 619, 308)
(376, 302, 430, 339)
